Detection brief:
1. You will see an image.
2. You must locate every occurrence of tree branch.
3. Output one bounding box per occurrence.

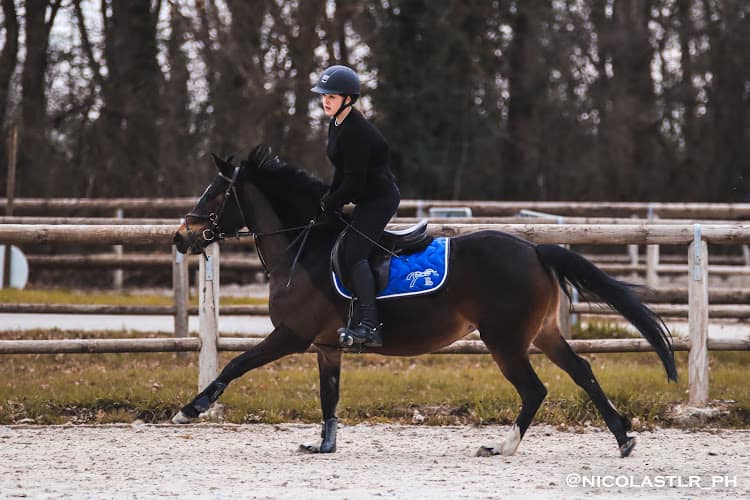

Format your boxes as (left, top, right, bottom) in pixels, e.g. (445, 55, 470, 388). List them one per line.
(73, 0, 107, 92)
(45, 0, 63, 37)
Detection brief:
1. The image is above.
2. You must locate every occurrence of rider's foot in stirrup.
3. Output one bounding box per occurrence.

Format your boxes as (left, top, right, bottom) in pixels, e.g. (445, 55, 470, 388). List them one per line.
(338, 323, 383, 348)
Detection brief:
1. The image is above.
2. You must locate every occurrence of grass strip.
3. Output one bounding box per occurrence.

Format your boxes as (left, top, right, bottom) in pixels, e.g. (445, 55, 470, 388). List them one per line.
(1, 337, 747, 428)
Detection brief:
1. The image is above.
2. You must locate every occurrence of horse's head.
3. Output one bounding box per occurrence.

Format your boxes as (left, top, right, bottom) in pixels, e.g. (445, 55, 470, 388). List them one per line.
(175, 144, 330, 254)
(173, 153, 248, 254)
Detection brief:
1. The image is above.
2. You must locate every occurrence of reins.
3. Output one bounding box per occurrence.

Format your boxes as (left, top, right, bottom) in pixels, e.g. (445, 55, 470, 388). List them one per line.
(334, 211, 401, 260)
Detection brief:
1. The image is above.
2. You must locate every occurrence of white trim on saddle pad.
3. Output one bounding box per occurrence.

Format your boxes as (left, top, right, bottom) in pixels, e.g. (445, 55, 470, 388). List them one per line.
(331, 237, 450, 300)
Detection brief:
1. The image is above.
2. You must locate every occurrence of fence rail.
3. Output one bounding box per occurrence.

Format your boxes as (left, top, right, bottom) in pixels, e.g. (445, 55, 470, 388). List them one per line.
(3, 223, 750, 245)
(25, 253, 263, 271)
(1, 337, 747, 355)
(3, 198, 750, 218)
(4, 301, 750, 319)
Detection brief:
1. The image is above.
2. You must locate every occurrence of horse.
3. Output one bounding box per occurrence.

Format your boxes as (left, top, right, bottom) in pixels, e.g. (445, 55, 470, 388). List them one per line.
(171, 145, 677, 458)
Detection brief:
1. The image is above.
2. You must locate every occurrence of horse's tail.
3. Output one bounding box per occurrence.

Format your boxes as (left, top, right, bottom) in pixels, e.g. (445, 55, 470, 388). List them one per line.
(535, 244, 678, 382)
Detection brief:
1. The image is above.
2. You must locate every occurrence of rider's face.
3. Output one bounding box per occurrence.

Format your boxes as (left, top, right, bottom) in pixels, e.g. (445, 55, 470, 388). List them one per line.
(321, 94, 349, 117)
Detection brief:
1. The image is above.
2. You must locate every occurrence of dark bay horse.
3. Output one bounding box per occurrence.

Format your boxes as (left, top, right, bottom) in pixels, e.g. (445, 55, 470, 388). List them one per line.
(172, 145, 677, 458)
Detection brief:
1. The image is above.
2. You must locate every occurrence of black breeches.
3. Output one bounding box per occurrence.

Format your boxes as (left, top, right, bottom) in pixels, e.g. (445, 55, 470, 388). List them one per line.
(342, 184, 400, 270)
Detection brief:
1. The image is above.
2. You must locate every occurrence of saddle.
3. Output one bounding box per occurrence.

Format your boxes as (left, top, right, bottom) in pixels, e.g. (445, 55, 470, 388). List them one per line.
(331, 219, 433, 294)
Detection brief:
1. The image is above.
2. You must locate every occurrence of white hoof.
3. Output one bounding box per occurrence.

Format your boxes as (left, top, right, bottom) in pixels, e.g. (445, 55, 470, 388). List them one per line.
(475, 445, 499, 457)
(500, 425, 521, 456)
(171, 411, 192, 424)
(476, 425, 522, 457)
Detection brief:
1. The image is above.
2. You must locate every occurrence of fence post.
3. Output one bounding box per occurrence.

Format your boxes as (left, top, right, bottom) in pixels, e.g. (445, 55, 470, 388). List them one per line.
(198, 242, 220, 390)
(558, 288, 571, 339)
(688, 225, 709, 406)
(646, 204, 659, 287)
(628, 215, 639, 281)
(113, 209, 124, 291)
(2, 125, 17, 289)
(172, 245, 189, 347)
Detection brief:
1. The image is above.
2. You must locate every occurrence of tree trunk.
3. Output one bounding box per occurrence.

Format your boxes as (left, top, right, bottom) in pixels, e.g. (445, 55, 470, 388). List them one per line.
(19, 0, 58, 196)
(95, 0, 161, 197)
(0, 0, 19, 129)
(285, 0, 326, 162)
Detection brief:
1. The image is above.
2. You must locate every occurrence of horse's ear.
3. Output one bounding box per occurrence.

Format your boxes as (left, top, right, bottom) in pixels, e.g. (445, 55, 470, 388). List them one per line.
(211, 152, 224, 171)
(211, 152, 234, 176)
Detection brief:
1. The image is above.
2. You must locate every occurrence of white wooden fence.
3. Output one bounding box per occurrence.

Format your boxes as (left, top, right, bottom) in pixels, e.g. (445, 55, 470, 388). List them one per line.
(2, 222, 750, 406)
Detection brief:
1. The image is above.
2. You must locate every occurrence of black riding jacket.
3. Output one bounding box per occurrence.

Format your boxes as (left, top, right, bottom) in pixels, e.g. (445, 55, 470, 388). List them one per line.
(325, 108, 396, 210)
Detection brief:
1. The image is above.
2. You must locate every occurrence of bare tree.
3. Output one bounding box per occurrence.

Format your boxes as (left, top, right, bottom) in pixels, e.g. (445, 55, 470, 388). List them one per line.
(18, 0, 61, 196)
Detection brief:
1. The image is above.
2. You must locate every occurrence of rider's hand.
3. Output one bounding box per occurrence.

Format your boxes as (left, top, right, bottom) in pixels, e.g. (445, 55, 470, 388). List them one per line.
(319, 192, 335, 214)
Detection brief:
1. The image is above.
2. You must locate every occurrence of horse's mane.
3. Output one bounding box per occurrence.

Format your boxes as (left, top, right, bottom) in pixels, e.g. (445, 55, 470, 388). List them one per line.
(240, 148, 329, 229)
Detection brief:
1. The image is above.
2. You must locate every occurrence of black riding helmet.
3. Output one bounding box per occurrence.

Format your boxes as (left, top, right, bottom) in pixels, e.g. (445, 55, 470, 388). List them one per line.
(311, 65, 360, 117)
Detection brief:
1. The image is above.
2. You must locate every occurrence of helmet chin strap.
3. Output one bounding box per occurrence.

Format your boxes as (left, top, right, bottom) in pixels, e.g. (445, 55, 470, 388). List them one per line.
(334, 95, 353, 119)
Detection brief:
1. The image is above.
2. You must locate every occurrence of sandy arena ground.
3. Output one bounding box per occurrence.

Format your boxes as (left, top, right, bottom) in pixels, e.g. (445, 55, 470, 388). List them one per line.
(0, 423, 748, 499)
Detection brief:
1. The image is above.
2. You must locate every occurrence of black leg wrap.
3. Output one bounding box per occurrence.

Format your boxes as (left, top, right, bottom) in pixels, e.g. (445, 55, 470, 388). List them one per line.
(320, 417, 338, 453)
(181, 381, 227, 417)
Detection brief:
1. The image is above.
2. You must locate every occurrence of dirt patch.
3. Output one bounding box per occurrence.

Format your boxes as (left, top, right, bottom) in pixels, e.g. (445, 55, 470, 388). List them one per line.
(1, 423, 748, 498)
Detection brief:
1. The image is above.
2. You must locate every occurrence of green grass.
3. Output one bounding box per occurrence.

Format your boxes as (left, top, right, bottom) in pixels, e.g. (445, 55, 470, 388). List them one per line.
(0, 288, 267, 306)
(571, 319, 640, 339)
(1, 329, 748, 428)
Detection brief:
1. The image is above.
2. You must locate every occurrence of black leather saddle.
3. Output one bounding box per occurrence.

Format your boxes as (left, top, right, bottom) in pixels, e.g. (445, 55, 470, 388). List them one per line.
(331, 219, 433, 294)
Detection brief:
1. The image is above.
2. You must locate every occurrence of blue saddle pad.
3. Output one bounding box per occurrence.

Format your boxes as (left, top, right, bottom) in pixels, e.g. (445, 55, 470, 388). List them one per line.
(332, 237, 450, 300)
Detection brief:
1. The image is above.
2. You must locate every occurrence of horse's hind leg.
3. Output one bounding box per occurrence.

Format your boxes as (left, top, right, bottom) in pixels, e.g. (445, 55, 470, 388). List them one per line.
(172, 324, 311, 423)
(477, 339, 548, 457)
(533, 326, 636, 457)
(300, 345, 342, 454)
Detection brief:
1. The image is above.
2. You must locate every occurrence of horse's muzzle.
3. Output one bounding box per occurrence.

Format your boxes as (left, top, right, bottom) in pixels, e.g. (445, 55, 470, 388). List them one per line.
(173, 225, 205, 255)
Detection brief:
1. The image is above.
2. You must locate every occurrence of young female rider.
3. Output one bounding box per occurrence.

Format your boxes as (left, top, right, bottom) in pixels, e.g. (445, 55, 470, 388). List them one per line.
(311, 65, 400, 348)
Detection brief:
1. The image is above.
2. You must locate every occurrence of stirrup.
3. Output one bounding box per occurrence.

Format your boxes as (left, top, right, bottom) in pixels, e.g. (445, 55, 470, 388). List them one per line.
(338, 323, 383, 348)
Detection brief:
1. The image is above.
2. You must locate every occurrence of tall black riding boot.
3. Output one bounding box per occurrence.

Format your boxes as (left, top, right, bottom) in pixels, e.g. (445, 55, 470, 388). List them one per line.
(338, 260, 383, 348)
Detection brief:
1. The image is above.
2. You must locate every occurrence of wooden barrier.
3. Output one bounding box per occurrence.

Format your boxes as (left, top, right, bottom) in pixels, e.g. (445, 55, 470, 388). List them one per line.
(26, 253, 263, 271)
(4, 215, 748, 225)
(5, 301, 750, 319)
(3, 222, 750, 406)
(1, 337, 747, 355)
(4, 223, 750, 245)
(0, 303, 268, 315)
(198, 243, 220, 391)
(3, 198, 750, 218)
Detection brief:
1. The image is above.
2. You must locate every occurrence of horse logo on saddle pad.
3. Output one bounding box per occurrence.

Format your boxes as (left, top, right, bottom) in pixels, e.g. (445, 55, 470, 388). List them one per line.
(331, 220, 450, 300)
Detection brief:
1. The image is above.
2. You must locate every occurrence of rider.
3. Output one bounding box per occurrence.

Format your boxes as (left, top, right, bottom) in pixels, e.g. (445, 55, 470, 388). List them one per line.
(311, 64, 400, 348)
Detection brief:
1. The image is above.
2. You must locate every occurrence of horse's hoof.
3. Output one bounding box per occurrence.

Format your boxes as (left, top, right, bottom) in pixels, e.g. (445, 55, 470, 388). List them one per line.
(298, 442, 336, 454)
(299, 443, 321, 454)
(475, 446, 499, 457)
(171, 411, 193, 425)
(619, 436, 636, 457)
(319, 441, 336, 453)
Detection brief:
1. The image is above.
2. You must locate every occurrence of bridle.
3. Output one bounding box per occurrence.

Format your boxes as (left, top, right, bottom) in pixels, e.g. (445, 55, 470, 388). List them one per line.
(183, 163, 320, 286)
(185, 165, 246, 244)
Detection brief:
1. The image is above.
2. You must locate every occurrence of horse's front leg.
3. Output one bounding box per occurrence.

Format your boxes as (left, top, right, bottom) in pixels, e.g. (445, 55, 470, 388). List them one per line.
(172, 324, 311, 423)
(300, 345, 342, 453)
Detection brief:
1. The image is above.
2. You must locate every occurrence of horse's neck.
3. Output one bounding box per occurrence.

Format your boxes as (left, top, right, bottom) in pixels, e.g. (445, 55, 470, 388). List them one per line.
(242, 184, 292, 278)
